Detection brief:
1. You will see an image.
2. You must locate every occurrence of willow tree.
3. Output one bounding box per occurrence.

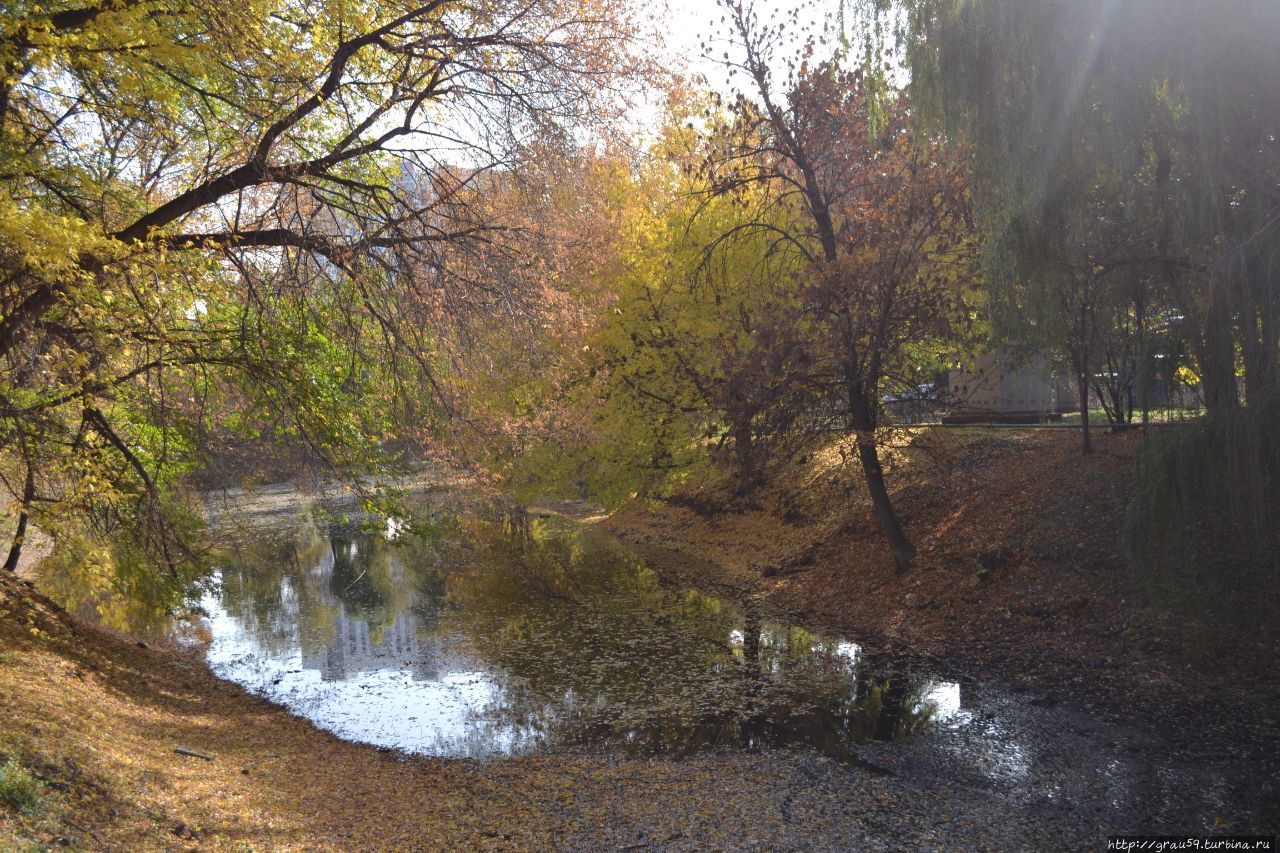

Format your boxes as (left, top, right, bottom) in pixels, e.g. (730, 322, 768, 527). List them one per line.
(888, 0, 1279, 617)
(0, 0, 640, 601)
(888, 0, 1279, 443)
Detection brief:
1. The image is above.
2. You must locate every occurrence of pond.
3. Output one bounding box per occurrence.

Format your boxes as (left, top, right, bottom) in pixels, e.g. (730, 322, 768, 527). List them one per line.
(189, 499, 967, 762)
(34, 490, 1277, 835)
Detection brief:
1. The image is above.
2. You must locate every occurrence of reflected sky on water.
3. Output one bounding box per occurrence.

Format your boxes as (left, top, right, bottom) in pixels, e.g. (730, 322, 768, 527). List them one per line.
(200, 505, 965, 759)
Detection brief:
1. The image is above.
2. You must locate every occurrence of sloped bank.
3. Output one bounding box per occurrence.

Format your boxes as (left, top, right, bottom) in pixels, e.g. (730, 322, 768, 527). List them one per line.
(3, 425, 1279, 849)
(0, 571, 1190, 851)
(601, 428, 1280, 767)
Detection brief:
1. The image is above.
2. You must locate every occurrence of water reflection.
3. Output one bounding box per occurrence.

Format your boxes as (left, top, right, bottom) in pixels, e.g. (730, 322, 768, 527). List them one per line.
(202, 506, 963, 760)
(300, 611, 433, 681)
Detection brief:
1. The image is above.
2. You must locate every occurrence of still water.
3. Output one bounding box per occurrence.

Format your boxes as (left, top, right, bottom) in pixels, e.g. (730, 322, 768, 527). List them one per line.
(193, 502, 965, 760)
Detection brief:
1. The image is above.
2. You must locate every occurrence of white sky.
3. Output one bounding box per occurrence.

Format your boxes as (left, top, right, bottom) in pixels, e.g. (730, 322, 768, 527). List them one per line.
(655, 0, 853, 94)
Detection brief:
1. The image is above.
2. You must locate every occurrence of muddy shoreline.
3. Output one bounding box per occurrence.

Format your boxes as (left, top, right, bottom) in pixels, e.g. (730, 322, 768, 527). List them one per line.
(6, 560, 1277, 852)
(595, 430, 1280, 738)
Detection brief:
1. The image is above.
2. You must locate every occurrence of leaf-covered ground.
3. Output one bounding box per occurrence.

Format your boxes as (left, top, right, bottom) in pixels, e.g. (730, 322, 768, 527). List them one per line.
(0, 572, 1141, 851)
(3, 427, 1278, 849)
(603, 427, 1280, 772)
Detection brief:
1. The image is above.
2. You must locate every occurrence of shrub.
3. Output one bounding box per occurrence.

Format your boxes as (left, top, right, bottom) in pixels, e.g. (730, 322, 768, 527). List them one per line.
(0, 757, 44, 815)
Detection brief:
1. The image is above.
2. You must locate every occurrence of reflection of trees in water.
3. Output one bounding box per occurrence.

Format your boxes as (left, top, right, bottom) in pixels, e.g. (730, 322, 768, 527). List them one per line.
(217, 512, 444, 658)
(649, 601, 940, 760)
(300, 608, 439, 682)
(441, 520, 949, 757)
(217, 518, 329, 656)
(743, 606, 762, 667)
(214, 503, 956, 760)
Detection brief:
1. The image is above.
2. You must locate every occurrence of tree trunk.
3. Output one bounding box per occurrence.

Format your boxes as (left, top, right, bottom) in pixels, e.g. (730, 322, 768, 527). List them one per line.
(847, 377, 915, 572)
(1078, 365, 1093, 454)
(1093, 380, 1117, 426)
(1072, 300, 1093, 454)
(3, 466, 35, 572)
(1199, 281, 1239, 417)
(732, 413, 756, 496)
(1136, 288, 1150, 437)
(855, 434, 916, 573)
(1242, 302, 1277, 408)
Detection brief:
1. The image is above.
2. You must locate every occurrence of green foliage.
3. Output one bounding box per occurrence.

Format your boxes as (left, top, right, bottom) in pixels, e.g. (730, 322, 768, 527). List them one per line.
(0, 0, 639, 603)
(498, 66, 981, 519)
(0, 757, 44, 815)
(587, 176, 804, 498)
(495, 112, 813, 506)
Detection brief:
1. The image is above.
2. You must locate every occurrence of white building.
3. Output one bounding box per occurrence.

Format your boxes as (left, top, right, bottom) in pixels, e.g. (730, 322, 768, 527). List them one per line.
(945, 351, 1064, 423)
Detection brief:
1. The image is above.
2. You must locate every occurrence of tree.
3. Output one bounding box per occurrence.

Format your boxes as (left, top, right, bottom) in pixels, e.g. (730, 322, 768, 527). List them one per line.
(893, 0, 1279, 431)
(0, 0, 640, 601)
(473, 111, 812, 507)
(697, 1, 980, 571)
(597, 142, 810, 499)
(890, 0, 1279, 617)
